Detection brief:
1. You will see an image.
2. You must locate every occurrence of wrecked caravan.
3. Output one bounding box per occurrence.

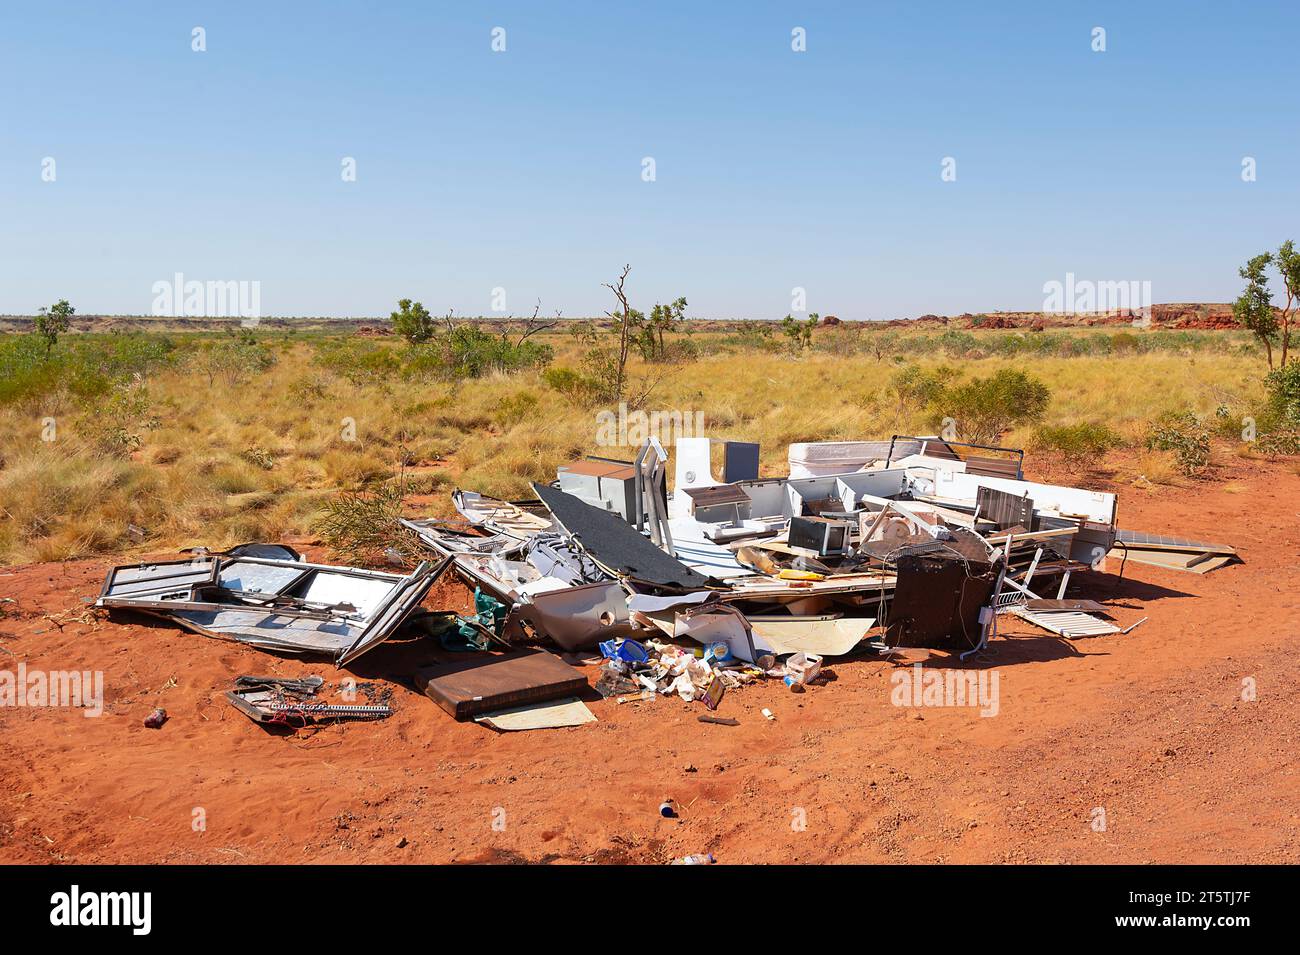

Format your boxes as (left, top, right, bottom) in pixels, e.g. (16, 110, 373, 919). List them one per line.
(96, 551, 450, 665)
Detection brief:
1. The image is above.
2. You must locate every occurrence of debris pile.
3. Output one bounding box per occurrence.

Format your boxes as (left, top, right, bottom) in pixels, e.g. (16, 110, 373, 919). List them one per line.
(93, 432, 1240, 734)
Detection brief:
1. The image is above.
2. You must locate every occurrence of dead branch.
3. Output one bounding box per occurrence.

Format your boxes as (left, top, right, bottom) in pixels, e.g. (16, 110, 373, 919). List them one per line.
(513, 298, 560, 347)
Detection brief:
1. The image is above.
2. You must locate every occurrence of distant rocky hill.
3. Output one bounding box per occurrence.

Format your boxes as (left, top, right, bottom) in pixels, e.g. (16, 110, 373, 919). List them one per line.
(0, 303, 1247, 335)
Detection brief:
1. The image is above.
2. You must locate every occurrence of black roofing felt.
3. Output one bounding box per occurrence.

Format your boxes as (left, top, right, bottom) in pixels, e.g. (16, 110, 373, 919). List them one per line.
(531, 482, 713, 589)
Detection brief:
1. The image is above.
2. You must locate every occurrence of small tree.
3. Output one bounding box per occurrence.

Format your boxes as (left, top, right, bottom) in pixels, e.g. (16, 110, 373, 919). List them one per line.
(640, 296, 687, 360)
(602, 264, 635, 399)
(503, 299, 559, 350)
(781, 314, 816, 351)
(390, 298, 436, 344)
(866, 329, 899, 362)
(1273, 240, 1299, 367)
(34, 299, 74, 358)
(1232, 253, 1278, 368)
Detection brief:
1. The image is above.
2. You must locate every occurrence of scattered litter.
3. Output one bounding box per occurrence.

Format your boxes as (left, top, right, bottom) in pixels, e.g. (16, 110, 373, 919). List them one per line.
(143, 707, 167, 729)
(762, 708, 775, 721)
(785, 652, 823, 685)
(615, 689, 656, 704)
(698, 715, 739, 726)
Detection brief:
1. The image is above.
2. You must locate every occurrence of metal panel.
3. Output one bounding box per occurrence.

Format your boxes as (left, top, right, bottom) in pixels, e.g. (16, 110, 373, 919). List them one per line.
(101, 559, 218, 600)
(722, 441, 760, 483)
(975, 485, 1035, 530)
(217, 561, 304, 596)
(338, 557, 449, 666)
(1008, 607, 1120, 637)
(1114, 529, 1236, 554)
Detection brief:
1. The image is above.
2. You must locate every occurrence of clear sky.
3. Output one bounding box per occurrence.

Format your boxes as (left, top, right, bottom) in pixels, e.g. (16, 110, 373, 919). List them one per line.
(2, 1, 1297, 320)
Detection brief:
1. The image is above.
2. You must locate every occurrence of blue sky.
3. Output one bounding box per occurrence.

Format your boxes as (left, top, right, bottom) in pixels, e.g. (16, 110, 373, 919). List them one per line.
(2, 1, 1297, 320)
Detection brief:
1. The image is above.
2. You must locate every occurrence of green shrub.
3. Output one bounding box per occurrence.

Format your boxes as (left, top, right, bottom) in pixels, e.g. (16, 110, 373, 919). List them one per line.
(1145, 411, 1211, 476)
(717, 324, 779, 353)
(0, 335, 61, 404)
(0, 332, 177, 405)
(403, 327, 553, 381)
(390, 299, 436, 344)
(313, 338, 400, 385)
(289, 375, 330, 401)
(1110, 332, 1140, 353)
(91, 383, 162, 457)
(1263, 360, 1300, 429)
(890, 364, 958, 412)
(934, 330, 980, 358)
(1258, 430, 1300, 455)
(1033, 422, 1123, 463)
(189, 330, 276, 385)
(543, 366, 600, 403)
(1249, 361, 1300, 455)
(496, 390, 540, 427)
(935, 369, 1051, 444)
(446, 326, 552, 377)
(314, 480, 422, 567)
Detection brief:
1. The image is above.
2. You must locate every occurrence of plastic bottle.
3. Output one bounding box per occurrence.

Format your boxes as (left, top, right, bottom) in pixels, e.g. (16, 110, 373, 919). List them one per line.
(673, 853, 716, 865)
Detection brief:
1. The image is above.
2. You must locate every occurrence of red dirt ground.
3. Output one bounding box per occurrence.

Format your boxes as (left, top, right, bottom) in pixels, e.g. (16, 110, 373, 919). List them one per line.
(2, 455, 1298, 865)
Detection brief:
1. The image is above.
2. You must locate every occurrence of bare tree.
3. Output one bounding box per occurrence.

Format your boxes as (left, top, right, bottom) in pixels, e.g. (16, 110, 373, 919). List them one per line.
(602, 264, 634, 399)
(509, 298, 560, 348)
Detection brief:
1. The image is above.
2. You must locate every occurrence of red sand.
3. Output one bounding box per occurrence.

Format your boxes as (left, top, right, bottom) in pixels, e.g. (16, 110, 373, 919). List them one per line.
(2, 455, 1298, 864)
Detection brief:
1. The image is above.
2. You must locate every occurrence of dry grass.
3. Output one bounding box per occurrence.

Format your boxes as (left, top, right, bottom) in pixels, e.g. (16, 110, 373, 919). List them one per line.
(0, 328, 1270, 565)
(1132, 450, 1186, 487)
